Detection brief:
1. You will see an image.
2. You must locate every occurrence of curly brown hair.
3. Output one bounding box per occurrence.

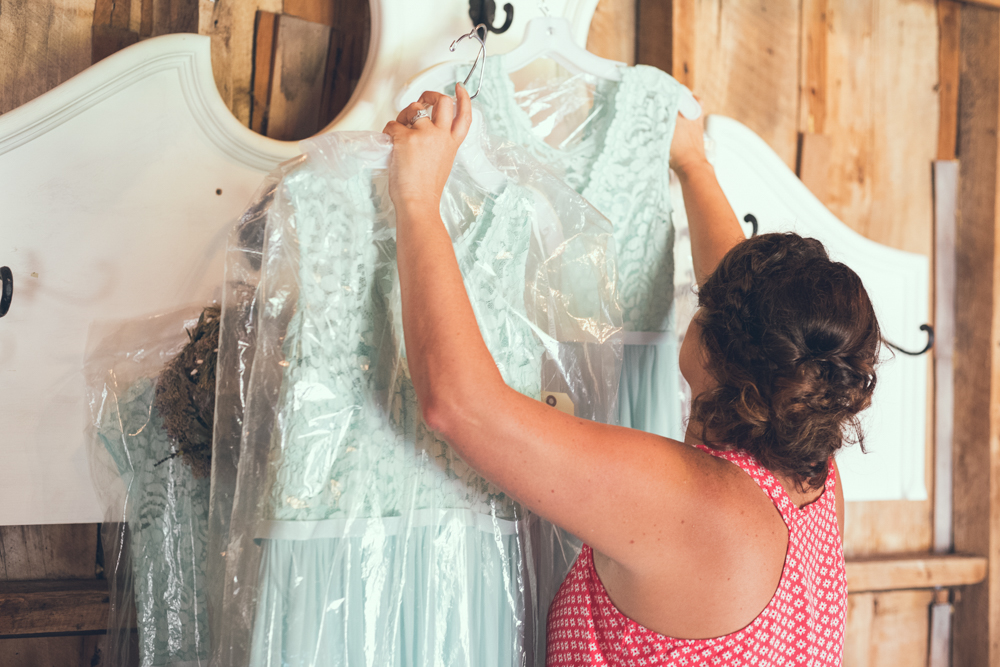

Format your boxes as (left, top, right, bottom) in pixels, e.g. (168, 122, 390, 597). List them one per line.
(690, 233, 881, 490)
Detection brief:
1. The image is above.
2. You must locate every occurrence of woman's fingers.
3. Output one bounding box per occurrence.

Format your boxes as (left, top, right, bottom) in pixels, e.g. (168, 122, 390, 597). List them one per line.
(452, 83, 472, 141)
(430, 96, 453, 129)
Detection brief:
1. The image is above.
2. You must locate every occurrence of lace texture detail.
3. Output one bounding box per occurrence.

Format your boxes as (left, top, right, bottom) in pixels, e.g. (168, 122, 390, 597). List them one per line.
(474, 58, 683, 333)
(263, 155, 543, 524)
(97, 378, 210, 667)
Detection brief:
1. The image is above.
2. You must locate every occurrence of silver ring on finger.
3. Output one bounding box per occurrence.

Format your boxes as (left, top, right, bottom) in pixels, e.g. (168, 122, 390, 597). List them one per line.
(409, 108, 432, 126)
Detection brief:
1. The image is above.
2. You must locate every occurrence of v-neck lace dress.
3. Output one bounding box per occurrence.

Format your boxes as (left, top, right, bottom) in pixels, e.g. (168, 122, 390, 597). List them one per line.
(470, 57, 686, 440)
(216, 132, 622, 667)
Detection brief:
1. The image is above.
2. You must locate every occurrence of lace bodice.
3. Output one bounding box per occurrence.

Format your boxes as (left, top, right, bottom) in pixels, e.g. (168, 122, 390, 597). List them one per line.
(262, 143, 542, 524)
(473, 57, 683, 333)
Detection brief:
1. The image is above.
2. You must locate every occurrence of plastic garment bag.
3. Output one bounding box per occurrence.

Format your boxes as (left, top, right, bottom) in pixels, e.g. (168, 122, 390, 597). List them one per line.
(453, 56, 686, 440)
(212, 129, 622, 667)
(87, 308, 213, 667)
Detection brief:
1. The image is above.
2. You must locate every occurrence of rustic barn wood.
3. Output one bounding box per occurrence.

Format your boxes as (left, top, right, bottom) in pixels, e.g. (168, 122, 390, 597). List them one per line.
(845, 554, 986, 593)
(939, 1, 961, 161)
(250, 10, 279, 135)
(93, 0, 139, 63)
(952, 5, 1000, 665)
(0, 635, 110, 667)
(0, 524, 98, 580)
(0, 580, 109, 635)
(0, 0, 94, 115)
(265, 13, 331, 140)
(586, 0, 635, 65)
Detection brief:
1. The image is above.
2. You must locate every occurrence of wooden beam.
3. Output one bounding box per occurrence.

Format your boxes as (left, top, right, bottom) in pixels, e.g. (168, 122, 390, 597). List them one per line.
(265, 13, 331, 140)
(636, 0, 695, 87)
(800, 0, 828, 135)
(0, 580, 108, 636)
(845, 554, 986, 593)
(953, 5, 1000, 665)
(250, 10, 278, 136)
(940, 1, 962, 161)
(587, 0, 636, 66)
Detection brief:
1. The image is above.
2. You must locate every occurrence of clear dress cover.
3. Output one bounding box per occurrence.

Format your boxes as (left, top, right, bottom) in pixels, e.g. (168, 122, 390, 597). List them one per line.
(212, 126, 623, 667)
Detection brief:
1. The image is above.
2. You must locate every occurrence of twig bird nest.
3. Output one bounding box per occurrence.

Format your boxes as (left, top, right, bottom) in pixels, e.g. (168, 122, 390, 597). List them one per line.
(154, 306, 220, 478)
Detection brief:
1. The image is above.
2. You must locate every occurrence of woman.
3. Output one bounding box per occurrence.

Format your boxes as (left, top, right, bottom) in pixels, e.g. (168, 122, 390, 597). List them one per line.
(383, 84, 878, 665)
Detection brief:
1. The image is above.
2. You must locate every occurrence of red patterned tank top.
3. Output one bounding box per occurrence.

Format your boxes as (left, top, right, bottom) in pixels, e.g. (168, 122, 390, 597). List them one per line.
(545, 446, 846, 666)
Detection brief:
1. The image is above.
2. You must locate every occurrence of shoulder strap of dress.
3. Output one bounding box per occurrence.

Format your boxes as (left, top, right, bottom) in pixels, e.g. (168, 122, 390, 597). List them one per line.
(694, 444, 801, 523)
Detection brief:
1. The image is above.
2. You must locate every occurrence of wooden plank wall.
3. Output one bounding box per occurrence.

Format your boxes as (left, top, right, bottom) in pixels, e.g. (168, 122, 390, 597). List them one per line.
(636, 0, 947, 665)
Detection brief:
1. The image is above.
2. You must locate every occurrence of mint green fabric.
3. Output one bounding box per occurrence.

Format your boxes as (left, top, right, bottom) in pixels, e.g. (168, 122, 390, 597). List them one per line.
(214, 128, 625, 667)
(97, 377, 210, 667)
(471, 57, 684, 438)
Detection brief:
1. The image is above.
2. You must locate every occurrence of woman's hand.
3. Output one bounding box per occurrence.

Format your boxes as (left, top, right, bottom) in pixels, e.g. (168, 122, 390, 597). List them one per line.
(383, 85, 473, 216)
(669, 106, 708, 175)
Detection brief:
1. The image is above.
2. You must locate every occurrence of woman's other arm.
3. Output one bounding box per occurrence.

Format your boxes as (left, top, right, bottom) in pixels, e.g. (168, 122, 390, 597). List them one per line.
(671, 115, 745, 285)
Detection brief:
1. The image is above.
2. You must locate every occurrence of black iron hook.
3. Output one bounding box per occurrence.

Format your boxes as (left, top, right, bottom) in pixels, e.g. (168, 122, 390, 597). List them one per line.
(883, 324, 934, 356)
(469, 0, 514, 41)
(743, 213, 758, 237)
(0, 267, 11, 318)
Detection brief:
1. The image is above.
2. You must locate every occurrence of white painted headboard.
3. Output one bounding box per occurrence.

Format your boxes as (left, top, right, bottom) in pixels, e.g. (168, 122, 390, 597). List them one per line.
(0, 6, 927, 525)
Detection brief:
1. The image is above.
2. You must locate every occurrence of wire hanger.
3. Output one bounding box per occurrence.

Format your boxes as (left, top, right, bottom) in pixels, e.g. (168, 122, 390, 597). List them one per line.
(450, 24, 487, 100)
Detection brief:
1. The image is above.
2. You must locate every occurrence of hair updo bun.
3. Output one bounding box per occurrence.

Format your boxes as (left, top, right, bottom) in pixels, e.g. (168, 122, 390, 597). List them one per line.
(690, 232, 881, 490)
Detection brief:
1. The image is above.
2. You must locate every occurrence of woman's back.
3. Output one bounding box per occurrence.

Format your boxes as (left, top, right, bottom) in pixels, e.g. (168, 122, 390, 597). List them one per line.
(546, 446, 847, 666)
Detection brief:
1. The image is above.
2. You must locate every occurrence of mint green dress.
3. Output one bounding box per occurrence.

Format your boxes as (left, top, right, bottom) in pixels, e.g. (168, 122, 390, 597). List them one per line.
(472, 57, 685, 440)
(216, 132, 620, 667)
(97, 377, 211, 667)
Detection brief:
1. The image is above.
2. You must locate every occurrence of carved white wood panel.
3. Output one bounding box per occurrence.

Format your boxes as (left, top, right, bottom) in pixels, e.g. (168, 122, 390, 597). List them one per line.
(705, 115, 930, 502)
(0, 35, 300, 525)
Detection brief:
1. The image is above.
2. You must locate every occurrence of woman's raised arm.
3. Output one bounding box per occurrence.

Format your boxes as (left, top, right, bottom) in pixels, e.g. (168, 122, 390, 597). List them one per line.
(383, 87, 722, 572)
(670, 114, 745, 286)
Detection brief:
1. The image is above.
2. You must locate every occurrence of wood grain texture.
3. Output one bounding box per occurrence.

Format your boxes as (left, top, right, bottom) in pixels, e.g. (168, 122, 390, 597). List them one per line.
(266, 13, 331, 140)
(797, 131, 831, 202)
(939, 1, 961, 160)
(209, 0, 282, 125)
(284, 0, 335, 27)
(868, 0, 938, 255)
(843, 501, 933, 557)
(801, 0, 828, 135)
(0, 0, 94, 115)
(844, 591, 936, 667)
(635, 0, 671, 73)
(953, 5, 1000, 665)
(690, 0, 801, 168)
(845, 553, 986, 592)
(0, 580, 109, 635)
(0, 634, 111, 667)
(587, 0, 636, 65)
(92, 0, 138, 63)
(250, 10, 278, 135)
(149, 0, 198, 36)
(0, 524, 98, 581)
(317, 0, 369, 130)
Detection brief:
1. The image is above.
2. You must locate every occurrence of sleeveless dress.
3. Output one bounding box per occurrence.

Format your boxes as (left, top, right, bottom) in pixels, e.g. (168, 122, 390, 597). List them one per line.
(96, 377, 211, 667)
(471, 56, 685, 440)
(217, 132, 621, 667)
(546, 447, 847, 666)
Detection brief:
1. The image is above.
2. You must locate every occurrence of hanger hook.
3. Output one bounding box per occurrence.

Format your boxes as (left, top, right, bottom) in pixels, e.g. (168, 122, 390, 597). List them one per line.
(450, 24, 487, 100)
(468, 1, 514, 41)
(883, 324, 934, 356)
(743, 213, 759, 237)
(0, 267, 11, 318)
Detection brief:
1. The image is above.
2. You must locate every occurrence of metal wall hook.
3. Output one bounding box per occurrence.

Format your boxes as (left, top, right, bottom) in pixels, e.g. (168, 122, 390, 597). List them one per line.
(743, 213, 758, 237)
(883, 324, 934, 356)
(0, 267, 11, 318)
(469, 0, 514, 41)
(450, 24, 488, 100)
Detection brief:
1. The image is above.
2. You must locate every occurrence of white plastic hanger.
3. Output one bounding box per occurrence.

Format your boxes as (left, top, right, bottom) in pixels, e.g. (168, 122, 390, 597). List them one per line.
(396, 16, 701, 120)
